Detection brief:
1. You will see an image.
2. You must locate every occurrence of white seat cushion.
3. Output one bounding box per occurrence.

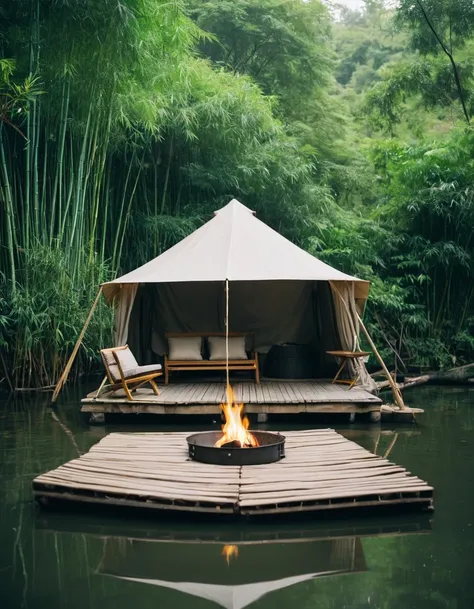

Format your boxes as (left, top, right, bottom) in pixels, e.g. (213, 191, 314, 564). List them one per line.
(108, 347, 139, 381)
(122, 364, 162, 379)
(168, 337, 203, 361)
(208, 336, 248, 361)
(115, 348, 138, 370)
(103, 347, 142, 382)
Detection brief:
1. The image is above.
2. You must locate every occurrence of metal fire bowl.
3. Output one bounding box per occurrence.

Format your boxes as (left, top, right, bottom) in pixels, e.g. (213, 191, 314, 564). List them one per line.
(186, 430, 286, 466)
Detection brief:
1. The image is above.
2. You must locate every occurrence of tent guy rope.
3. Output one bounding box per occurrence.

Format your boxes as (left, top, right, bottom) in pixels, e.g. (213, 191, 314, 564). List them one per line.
(225, 278, 230, 404)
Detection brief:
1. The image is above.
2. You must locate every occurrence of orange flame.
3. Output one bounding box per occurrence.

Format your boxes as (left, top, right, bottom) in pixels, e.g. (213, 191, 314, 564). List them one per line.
(215, 384, 259, 448)
(222, 544, 239, 565)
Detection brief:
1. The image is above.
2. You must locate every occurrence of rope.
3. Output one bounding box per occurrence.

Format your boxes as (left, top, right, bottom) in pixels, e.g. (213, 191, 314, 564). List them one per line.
(225, 279, 230, 405)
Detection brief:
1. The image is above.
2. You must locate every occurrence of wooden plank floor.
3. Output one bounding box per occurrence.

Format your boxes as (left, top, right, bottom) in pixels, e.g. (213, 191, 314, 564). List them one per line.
(81, 381, 382, 415)
(33, 430, 433, 517)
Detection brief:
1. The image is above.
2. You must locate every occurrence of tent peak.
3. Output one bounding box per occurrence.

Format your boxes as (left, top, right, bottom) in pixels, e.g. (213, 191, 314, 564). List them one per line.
(214, 199, 256, 217)
(102, 197, 370, 304)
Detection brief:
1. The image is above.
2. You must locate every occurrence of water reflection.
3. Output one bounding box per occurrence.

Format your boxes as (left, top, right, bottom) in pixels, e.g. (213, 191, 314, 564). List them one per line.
(2, 385, 474, 608)
(99, 537, 367, 608)
(30, 516, 431, 609)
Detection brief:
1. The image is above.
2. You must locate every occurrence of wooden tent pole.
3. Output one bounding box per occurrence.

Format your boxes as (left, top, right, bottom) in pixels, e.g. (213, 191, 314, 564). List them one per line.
(356, 313, 407, 410)
(225, 279, 230, 404)
(51, 287, 103, 403)
(93, 375, 108, 399)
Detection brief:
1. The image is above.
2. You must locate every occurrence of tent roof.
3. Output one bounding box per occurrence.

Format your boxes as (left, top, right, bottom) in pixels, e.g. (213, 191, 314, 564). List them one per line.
(103, 199, 369, 300)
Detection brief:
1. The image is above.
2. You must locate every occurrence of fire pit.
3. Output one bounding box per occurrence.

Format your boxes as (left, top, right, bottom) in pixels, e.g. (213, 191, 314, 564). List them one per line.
(187, 384, 285, 465)
(187, 430, 285, 466)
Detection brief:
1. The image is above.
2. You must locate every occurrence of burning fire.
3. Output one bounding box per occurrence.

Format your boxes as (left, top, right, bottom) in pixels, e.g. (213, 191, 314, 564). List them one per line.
(222, 544, 239, 565)
(215, 384, 259, 448)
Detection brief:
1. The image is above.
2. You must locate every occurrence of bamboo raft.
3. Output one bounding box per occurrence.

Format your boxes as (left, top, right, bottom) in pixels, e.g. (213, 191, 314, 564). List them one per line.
(33, 429, 433, 516)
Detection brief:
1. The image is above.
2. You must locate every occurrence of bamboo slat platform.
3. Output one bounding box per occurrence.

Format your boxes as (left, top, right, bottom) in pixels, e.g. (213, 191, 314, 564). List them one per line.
(81, 380, 382, 416)
(33, 429, 433, 517)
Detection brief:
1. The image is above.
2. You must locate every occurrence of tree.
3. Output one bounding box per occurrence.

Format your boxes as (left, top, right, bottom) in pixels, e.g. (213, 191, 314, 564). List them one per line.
(187, 0, 360, 206)
(396, 0, 474, 123)
(187, 0, 333, 121)
(0, 0, 325, 388)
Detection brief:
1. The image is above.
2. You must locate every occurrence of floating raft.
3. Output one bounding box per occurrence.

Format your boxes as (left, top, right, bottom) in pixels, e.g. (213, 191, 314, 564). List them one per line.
(81, 381, 383, 416)
(33, 429, 433, 516)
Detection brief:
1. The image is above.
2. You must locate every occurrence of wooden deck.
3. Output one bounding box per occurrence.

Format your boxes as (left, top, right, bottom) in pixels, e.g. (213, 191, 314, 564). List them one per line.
(81, 380, 382, 416)
(33, 429, 433, 517)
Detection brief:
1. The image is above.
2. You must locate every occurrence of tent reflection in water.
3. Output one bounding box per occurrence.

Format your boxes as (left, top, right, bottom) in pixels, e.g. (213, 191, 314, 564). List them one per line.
(54, 198, 405, 410)
(99, 537, 366, 609)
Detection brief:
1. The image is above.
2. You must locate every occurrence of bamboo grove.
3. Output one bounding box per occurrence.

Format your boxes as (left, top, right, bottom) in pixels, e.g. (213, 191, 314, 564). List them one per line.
(0, 0, 320, 388)
(1, 0, 474, 389)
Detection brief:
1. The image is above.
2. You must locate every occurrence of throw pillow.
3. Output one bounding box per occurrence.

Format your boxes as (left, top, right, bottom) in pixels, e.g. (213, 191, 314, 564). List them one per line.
(115, 347, 139, 371)
(168, 336, 203, 361)
(208, 336, 248, 361)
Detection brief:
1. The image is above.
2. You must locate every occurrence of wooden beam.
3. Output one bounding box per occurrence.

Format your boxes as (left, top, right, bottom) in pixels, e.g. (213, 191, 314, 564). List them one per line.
(80, 402, 381, 415)
(52, 287, 103, 403)
(356, 313, 408, 411)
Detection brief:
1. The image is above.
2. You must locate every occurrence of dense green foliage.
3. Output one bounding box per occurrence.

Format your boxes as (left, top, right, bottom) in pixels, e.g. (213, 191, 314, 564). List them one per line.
(1, 0, 474, 388)
(324, 0, 474, 370)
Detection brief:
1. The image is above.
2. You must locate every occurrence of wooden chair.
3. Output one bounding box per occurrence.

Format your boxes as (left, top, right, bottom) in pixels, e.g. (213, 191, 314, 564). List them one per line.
(100, 345, 163, 401)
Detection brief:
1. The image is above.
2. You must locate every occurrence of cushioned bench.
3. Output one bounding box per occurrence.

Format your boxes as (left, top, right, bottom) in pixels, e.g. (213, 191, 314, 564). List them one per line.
(164, 332, 259, 385)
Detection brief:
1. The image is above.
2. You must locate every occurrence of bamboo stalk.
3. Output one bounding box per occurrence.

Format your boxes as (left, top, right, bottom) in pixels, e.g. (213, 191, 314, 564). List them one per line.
(59, 135, 76, 243)
(100, 160, 111, 265)
(0, 349, 14, 393)
(70, 101, 92, 270)
(41, 138, 49, 242)
(33, 99, 40, 240)
(51, 287, 103, 403)
(0, 128, 17, 289)
(50, 77, 70, 244)
(115, 156, 143, 269)
(160, 136, 173, 215)
(356, 313, 407, 410)
(25, 107, 31, 253)
(89, 95, 113, 264)
(112, 152, 134, 270)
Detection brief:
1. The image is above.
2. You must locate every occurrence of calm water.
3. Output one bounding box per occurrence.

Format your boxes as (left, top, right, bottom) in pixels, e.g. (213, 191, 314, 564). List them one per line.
(1, 385, 473, 609)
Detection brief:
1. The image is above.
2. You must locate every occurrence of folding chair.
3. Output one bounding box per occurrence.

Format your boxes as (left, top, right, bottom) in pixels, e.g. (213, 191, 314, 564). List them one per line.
(100, 345, 162, 401)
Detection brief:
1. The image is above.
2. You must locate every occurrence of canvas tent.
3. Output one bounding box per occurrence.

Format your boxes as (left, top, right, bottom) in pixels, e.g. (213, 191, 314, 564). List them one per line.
(100, 199, 374, 388)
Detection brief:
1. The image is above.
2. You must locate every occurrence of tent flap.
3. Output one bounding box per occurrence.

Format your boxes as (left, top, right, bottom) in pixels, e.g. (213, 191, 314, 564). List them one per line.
(330, 281, 376, 392)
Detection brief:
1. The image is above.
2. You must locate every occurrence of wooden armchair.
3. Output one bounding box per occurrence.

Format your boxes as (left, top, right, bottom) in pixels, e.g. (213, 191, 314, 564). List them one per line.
(100, 345, 163, 401)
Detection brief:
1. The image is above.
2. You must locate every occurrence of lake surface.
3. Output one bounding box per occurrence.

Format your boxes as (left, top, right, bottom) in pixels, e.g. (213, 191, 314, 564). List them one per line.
(1, 385, 473, 609)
